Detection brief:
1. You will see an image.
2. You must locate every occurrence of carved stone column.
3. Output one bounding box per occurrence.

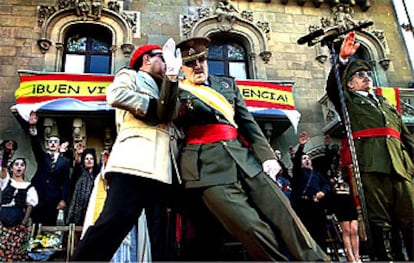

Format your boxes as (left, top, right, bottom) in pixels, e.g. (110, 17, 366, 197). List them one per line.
(73, 118, 87, 147)
(43, 118, 59, 148)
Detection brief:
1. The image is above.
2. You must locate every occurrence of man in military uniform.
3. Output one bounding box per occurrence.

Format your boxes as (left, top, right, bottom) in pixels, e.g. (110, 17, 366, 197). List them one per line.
(174, 37, 329, 261)
(326, 31, 414, 261)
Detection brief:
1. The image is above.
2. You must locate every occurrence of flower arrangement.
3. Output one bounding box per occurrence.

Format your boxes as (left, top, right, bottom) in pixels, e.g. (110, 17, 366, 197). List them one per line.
(20, 231, 64, 261)
(28, 232, 63, 250)
(19, 231, 63, 253)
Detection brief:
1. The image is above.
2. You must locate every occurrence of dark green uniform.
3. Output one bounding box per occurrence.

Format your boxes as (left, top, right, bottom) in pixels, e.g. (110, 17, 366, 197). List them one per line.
(327, 60, 414, 260)
(177, 75, 329, 261)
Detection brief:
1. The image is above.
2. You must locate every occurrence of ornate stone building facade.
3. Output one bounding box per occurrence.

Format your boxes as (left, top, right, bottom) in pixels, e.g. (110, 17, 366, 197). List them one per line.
(0, 0, 413, 175)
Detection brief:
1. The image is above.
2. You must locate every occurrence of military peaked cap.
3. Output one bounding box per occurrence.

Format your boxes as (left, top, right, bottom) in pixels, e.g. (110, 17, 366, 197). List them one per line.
(176, 37, 211, 63)
(342, 59, 372, 88)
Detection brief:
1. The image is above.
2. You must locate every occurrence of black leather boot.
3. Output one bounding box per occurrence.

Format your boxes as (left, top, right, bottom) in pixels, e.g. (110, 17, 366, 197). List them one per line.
(370, 225, 393, 261)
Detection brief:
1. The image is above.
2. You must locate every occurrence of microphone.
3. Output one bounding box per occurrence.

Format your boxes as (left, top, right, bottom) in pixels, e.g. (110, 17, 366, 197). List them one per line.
(298, 21, 374, 46)
(353, 21, 373, 31)
(297, 29, 324, 45)
(318, 21, 374, 46)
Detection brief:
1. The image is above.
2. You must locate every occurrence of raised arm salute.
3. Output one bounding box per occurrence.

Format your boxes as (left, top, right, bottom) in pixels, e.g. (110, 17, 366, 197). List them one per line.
(326, 32, 414, 261)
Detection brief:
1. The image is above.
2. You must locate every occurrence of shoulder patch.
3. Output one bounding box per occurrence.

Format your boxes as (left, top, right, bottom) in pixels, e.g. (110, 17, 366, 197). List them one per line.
(221, 81, 230, 89)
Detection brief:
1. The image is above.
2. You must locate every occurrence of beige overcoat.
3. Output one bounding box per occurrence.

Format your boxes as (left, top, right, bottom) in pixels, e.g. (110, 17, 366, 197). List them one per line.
(105, 69, 179, 184)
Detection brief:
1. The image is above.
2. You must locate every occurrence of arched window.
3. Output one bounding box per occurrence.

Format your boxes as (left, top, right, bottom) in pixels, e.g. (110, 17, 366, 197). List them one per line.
(208, 40, 249, 79)
(62, 24, 112, 74)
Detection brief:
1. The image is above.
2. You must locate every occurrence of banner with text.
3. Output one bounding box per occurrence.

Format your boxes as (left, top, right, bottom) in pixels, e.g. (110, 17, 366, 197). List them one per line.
(16, 73, 113, 104)
(16, 74, 296, 108)
(14, 73, 298, 125)
(236, 80, 295, 110)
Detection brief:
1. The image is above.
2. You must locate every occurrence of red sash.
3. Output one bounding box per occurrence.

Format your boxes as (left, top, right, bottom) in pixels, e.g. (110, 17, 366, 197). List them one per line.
(340, 127, 400, 167)
(186, 124, 238, 144)
(352, 127, 400, 140)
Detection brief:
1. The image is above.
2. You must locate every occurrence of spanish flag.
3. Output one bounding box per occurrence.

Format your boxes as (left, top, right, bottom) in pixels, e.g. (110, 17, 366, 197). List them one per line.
(16, 73, 113, 104)
(236, 80, 295, 110)
(375, 87, 401, 113)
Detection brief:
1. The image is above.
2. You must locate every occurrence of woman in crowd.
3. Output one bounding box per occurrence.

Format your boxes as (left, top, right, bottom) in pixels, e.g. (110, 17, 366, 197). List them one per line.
(67, 147, 99, 225)
(82, 150, 152, 262)
(0, 145, 38, 262)
(335, 143, 360, 262)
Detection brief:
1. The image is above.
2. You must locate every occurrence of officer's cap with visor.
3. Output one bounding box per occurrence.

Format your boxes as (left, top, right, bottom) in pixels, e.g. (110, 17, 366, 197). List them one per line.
(342, 59, 372, 88)
(176, 37, 211, 64)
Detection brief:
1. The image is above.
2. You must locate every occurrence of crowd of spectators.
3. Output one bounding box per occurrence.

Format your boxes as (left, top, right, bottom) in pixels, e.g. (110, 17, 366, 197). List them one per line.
(0, 125, 407, 262)
(0, 123, 360, 261)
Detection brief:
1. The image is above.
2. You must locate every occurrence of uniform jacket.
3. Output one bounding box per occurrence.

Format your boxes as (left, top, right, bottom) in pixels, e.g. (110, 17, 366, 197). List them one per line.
(327, 64, 414, 181)
(177, 75, 275, 188)
(105, 69, 179, 184)
(30, 134, 70, 207)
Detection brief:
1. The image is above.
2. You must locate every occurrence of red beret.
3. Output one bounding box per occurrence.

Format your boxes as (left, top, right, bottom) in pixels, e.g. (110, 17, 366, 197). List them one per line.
(129, 44, 162, 69)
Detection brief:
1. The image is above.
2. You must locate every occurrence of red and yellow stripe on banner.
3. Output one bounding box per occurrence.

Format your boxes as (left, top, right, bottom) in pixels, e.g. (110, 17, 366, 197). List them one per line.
(15, 73, 114, 104)
(375, 87, 401, 113)
(15, 73, 295, 111)
(236, 80, 295, 110)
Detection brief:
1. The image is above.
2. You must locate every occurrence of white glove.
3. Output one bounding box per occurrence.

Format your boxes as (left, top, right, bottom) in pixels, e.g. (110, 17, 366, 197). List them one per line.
(162, 38, 182, 76)
(262, 159, 281, 182)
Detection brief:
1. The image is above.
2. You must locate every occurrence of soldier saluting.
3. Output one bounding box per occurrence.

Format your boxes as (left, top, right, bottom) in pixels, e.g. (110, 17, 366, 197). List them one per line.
(326, 31, 414, 261)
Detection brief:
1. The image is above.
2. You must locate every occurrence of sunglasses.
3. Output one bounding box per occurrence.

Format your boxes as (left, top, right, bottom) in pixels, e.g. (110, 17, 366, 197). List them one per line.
(354, 71, 373, 79)
(184, 56, 207, 67)
(150, 52, 164, 61)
